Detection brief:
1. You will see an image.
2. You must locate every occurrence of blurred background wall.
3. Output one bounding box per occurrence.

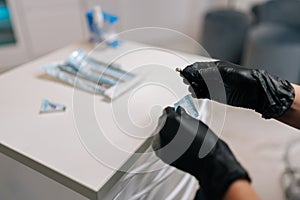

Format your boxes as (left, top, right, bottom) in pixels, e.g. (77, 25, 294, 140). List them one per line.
(0, 0, 270, 72)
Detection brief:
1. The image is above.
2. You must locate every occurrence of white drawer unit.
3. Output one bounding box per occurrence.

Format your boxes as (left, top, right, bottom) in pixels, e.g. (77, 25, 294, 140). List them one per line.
(0, 152, 89, 200)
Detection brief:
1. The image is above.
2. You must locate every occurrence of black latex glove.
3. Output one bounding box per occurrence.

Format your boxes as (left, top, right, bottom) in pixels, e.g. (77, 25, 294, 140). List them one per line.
(181, 60, 295, 119)
(152, 106, 250, 200)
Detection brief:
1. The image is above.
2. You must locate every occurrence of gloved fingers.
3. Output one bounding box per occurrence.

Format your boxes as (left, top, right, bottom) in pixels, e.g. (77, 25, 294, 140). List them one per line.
(187, 82, 211, 99)
(160, 105, 198, 125)
(163, 106, 181, 119)
(182, 77, 190, 85)
(194, 67, 225, 83)
(181, 67, 201, 84)
(181, 62, 223, 85)
(151, 132, 161, 151)
(188, 86, 198, 98)
(164, 106, 176, 114)
(152, 108, 173, 152)
(175, 106, 188, 116)
(181, 74, 200, 98)
(159, 106, 191, 136)
(157, 106, 180, 132)
(153, 108, 182, 152)
(187, 61, 219, 71)
(156, 107, 172, 131)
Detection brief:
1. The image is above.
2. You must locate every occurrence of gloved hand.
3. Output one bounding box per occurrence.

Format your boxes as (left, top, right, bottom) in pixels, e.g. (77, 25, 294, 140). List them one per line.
(152, 106, 250, 200)
(180, 60, 295, 119)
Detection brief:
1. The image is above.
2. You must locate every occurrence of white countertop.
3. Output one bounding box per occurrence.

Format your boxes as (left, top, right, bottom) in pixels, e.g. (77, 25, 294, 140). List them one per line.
(1, 40, 299, 200)
(0, 41, 212, 199)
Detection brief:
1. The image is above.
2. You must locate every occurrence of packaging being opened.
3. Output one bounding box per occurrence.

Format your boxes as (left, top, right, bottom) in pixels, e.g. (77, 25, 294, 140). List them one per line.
(43, 49, 144, 100)
(174, 95, 199, 119)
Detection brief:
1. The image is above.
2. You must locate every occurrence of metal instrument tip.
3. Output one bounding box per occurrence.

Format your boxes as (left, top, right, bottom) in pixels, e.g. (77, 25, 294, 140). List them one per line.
(176, 67, 182, 72)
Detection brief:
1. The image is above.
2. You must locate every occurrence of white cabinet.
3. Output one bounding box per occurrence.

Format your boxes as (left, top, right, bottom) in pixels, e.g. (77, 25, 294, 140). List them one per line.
(0, 149, 198, 200)
(0, 152, 89, 200)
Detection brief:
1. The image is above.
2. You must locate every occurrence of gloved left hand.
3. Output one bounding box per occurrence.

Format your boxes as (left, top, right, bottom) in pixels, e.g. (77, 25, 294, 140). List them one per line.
(152, 106, 251, 200)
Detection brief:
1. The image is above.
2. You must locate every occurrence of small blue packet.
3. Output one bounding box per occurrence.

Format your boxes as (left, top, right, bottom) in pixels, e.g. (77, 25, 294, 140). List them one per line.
(40, 99, 66, 113)
(174, 95, 199, 118)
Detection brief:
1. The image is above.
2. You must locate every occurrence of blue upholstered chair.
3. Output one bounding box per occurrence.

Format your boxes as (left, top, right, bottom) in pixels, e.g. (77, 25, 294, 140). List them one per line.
(201, 0, 300, 83)
(243, 0, 300, 84)
(201, 9, 250, 64)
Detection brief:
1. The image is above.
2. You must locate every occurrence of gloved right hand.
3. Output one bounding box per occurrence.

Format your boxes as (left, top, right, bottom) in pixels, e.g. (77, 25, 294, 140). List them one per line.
(181, 60, 295, 119)
(152, 106, 251, 200)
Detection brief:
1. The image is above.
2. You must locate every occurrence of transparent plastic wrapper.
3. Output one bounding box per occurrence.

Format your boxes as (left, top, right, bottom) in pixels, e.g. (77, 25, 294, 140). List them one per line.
(43, 49, 143, 99)
(174, 95, 199, 119)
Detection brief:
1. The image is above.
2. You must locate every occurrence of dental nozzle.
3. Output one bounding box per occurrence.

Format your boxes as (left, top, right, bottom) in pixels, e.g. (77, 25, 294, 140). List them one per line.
(176, 67, 182, 72)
